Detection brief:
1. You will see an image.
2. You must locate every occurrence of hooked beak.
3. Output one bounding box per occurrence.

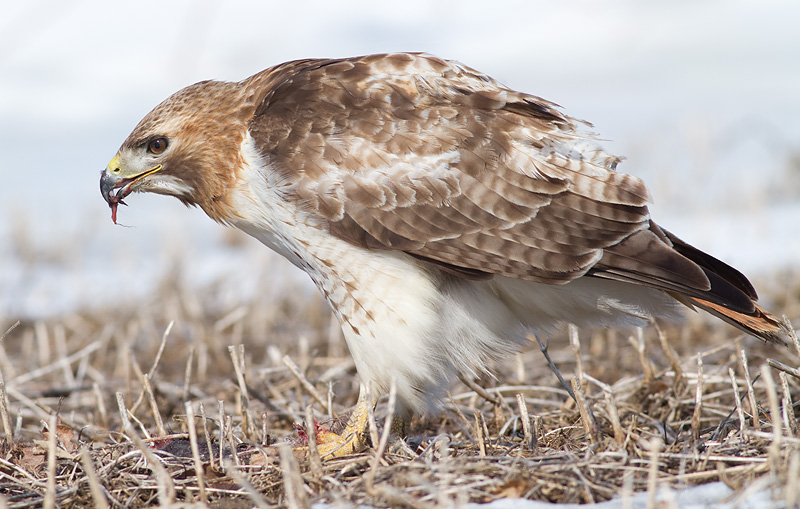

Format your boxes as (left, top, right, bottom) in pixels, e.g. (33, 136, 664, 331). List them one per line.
(100, 154, 163, 224)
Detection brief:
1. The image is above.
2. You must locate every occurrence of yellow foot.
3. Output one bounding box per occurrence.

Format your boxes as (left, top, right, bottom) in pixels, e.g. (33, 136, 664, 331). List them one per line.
(294, 401, 370, 458)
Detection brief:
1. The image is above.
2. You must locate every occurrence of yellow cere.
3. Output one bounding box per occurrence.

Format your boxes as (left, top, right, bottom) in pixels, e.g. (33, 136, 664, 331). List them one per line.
(107, 154, 121, 174)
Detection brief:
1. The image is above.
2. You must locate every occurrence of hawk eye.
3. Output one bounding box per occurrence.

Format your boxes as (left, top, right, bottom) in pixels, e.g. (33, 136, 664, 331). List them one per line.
(148, 137, 168, 155)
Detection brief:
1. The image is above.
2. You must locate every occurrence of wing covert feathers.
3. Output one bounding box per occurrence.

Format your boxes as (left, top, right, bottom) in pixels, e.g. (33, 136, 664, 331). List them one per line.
(250, 53, 652, 283)
(244, 53, 790, 344)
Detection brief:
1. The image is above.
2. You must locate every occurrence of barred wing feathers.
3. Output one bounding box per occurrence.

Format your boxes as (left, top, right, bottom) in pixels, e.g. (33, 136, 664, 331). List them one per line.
(247, 53, 788, 343)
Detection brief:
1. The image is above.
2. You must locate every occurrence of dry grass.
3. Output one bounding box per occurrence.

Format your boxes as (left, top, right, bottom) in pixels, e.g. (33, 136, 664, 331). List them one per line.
(1, 268, 800, 508)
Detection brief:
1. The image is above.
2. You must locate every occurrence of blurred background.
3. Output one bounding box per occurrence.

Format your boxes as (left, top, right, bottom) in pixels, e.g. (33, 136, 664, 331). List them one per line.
(1, 0, 799, 319)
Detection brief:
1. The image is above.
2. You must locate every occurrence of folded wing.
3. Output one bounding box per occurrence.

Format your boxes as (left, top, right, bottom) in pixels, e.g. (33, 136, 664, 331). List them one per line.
(248, 53, 789, 344)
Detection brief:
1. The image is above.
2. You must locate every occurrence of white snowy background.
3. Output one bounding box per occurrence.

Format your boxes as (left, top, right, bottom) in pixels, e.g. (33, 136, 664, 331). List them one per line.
(1, 0, 799, 318)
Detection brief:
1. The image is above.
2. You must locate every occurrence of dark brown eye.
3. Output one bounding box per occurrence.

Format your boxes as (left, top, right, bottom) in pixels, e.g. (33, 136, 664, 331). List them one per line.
(148, 137, 168, 154)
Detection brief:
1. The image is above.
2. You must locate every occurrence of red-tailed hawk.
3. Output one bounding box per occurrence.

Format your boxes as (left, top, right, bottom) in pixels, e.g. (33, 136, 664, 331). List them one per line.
(100, 53, 789, 455)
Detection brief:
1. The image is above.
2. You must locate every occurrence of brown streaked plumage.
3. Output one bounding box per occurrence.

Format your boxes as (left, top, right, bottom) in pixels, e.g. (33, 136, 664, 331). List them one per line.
(100, 52, 791, 455)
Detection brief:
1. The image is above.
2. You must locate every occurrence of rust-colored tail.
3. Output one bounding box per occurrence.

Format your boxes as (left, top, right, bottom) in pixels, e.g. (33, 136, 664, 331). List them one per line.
(594, 221, 793, 345)
(683, 297, 790, 345)
(663, 230, 792, 345)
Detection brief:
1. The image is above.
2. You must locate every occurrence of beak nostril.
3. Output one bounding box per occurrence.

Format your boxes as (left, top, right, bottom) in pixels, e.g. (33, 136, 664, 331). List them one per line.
(107, 154, 122, 175)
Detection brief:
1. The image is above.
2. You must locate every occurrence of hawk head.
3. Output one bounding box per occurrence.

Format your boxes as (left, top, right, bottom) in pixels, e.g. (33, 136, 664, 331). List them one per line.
(100, 79, 256, 223)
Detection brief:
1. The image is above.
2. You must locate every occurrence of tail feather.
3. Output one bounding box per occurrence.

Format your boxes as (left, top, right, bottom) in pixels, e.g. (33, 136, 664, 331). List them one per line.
(682, 297, 790, 345)
(595, 222, 793, 345)
(664, 229, 791, 345)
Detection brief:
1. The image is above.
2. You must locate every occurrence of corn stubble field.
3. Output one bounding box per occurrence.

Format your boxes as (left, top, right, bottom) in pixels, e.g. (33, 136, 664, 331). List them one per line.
(1, 264, 800, 508)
